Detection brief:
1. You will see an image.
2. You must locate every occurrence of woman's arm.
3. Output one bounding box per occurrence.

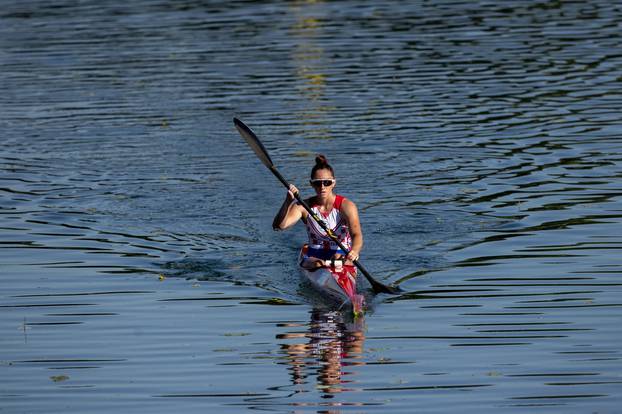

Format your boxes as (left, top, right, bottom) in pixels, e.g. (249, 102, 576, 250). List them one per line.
(273, 185, 304, 230)
(340, 198, 363, 261)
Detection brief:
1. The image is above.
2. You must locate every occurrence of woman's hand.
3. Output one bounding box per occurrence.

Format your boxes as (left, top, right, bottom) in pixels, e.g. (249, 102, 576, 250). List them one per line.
(273, 184, 304, 230)
(346, 250, 360, 263)
(287, 184, 299, 200)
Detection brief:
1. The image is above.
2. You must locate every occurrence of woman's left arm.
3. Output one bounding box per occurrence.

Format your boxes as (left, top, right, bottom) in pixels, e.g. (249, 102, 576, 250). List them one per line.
(341, 198, 363, 262)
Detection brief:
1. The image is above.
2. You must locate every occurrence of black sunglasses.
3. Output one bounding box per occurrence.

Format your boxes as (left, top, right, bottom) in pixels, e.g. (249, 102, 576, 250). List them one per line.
(310, 179, 335, 187)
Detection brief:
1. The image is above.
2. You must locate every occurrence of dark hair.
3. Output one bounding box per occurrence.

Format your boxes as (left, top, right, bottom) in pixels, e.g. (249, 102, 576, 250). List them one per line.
(311, 154, 335, 179)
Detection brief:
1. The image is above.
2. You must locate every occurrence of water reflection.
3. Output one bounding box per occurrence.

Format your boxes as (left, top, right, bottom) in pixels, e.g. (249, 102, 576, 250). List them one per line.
(277, 309, 365, 399)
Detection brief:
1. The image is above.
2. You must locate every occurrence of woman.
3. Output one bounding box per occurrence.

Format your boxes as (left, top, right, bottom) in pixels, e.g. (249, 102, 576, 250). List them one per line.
(273, 154, 363, 269)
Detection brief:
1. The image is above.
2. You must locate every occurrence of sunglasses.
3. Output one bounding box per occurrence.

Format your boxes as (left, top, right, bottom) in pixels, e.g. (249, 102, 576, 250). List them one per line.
(310, 179, 335, 187)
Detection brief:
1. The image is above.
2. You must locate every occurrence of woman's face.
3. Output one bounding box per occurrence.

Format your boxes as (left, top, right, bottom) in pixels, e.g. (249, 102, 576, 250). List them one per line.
(310, 168, 336, 198)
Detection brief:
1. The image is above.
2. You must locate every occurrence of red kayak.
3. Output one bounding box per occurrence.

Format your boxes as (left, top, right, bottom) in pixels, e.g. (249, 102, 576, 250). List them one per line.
(298, 245, 365, 317)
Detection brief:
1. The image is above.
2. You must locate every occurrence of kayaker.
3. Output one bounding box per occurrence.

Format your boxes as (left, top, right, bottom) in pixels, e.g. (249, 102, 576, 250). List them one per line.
(273, 154, 363, 269)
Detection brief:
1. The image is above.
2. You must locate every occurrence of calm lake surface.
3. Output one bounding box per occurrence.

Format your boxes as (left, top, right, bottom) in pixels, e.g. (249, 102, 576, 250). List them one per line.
(1, 1, 621, 412)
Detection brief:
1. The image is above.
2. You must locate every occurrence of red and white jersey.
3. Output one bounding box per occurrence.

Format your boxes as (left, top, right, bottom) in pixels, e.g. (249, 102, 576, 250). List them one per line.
(304, 194, 352, 252)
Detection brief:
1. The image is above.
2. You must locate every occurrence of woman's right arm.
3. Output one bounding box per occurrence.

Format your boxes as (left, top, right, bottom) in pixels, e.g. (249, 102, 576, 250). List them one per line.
(273, 185, 303, 230)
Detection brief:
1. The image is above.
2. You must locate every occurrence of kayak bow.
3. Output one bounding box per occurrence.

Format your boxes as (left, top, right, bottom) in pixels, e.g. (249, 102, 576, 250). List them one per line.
(298, 245, 365, 317)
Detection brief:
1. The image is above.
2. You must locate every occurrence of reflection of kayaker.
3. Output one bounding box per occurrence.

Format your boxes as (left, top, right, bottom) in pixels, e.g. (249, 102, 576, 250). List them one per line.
(277, 309, 366, 396)
(272, 155, 365, 315)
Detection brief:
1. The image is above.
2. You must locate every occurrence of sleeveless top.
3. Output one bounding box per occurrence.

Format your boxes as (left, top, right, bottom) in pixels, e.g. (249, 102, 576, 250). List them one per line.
(304, 194, 352, 253)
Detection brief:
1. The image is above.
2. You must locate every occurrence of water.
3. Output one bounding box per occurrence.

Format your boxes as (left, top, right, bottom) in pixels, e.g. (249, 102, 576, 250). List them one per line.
(1, 0, 621, 412)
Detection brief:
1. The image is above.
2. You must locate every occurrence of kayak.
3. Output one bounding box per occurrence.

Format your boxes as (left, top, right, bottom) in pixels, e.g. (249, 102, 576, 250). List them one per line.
(298, 245, 365, 317)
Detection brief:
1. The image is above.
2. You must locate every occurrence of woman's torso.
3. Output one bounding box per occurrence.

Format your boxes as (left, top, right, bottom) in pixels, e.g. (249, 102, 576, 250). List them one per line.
(303, 194, 352, 256)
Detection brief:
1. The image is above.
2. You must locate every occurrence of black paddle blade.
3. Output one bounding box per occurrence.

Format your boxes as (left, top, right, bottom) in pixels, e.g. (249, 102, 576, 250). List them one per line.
(233, 117, 274, 169)
(354, 259, 402, 295)
(373, 281, 403, 295)
(366, 272, 403, 294)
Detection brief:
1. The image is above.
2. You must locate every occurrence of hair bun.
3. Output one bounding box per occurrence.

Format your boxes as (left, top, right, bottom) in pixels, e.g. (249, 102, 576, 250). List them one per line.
(315, 154, 329, 167)
(311, 153, 335, 178)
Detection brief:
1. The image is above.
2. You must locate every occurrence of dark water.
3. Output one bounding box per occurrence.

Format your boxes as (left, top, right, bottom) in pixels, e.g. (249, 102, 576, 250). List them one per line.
(2, 1, 621, 412)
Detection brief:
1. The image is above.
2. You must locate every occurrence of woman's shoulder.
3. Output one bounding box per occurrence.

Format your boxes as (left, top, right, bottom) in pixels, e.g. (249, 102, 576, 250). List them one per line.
(335, 194, 357, 210)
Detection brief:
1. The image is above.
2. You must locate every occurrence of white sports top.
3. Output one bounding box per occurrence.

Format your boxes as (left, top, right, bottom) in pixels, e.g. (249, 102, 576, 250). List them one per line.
(304, 194, 352, 252)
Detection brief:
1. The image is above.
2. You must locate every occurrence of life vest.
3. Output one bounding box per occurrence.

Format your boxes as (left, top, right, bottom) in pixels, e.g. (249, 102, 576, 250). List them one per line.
(304, 194, 352, 255)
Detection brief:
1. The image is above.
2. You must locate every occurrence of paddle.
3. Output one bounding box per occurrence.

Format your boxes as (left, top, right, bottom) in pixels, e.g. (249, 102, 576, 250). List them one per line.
(233, 117, 401, 295)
